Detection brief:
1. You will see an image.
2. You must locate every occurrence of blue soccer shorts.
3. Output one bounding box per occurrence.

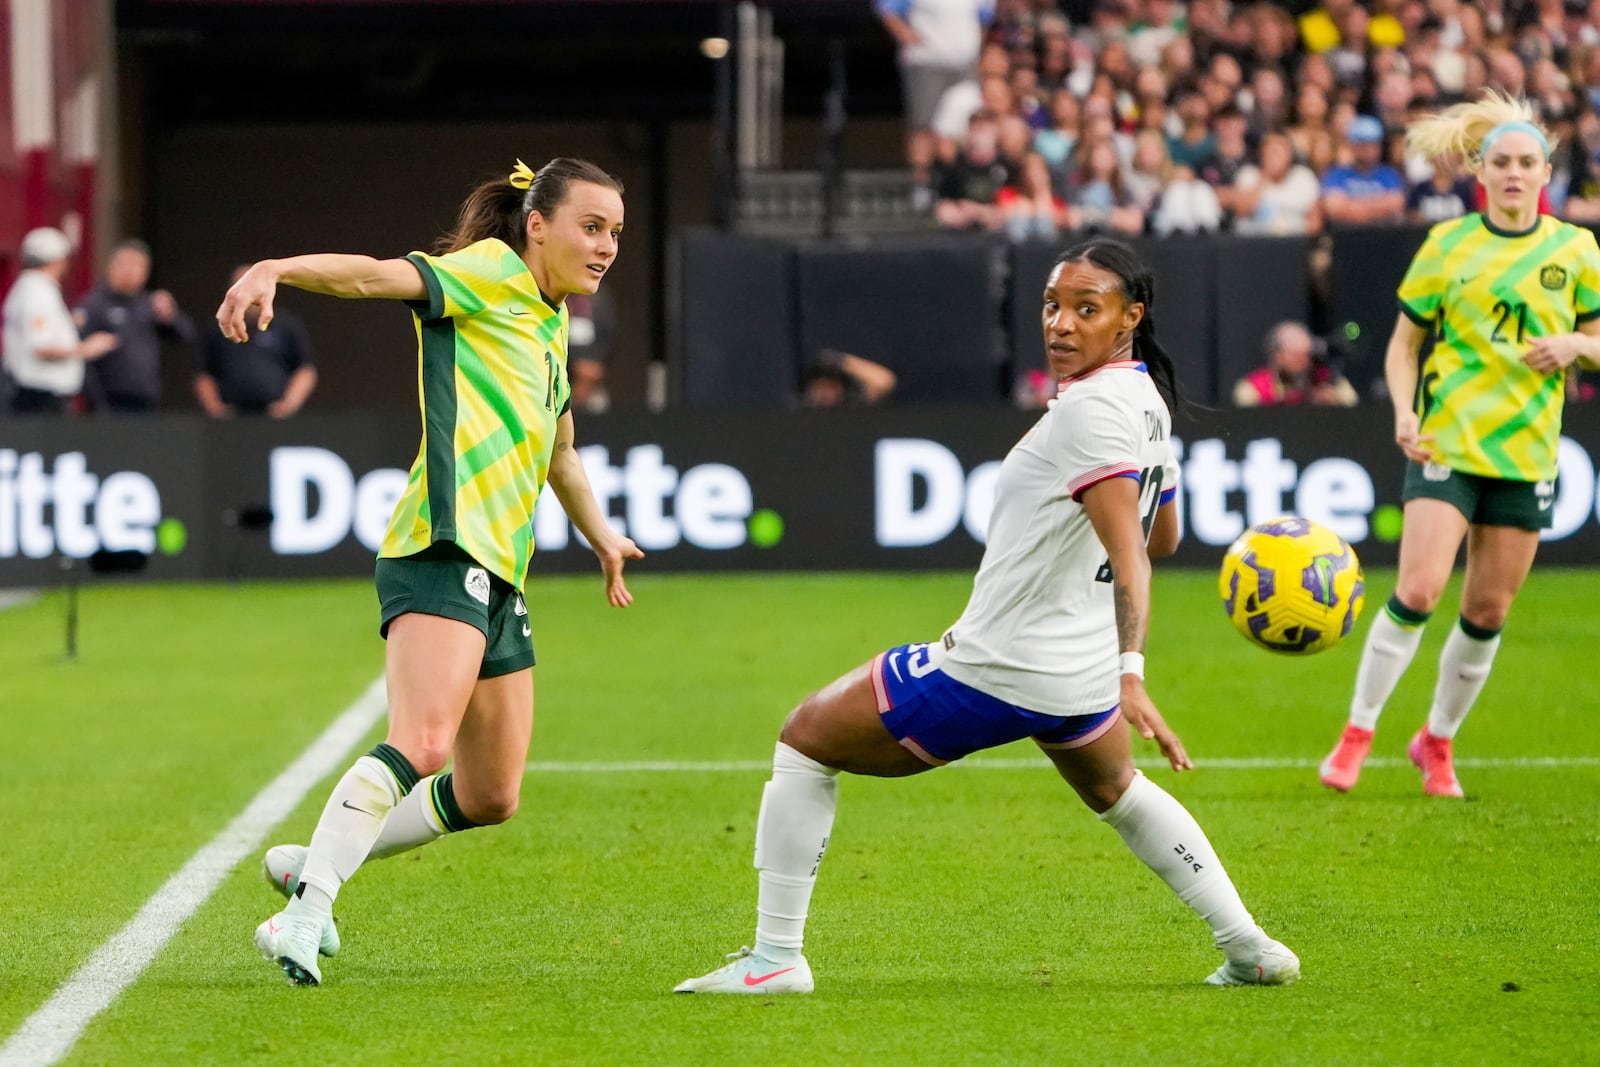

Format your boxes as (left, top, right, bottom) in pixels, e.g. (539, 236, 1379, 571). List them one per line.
(869, 642, 1121, 766)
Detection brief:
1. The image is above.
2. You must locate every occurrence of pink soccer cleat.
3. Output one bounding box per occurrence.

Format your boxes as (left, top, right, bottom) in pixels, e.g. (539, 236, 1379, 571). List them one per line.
(1408, 729, 1464, 798)
(1319, 724, 1375, 792)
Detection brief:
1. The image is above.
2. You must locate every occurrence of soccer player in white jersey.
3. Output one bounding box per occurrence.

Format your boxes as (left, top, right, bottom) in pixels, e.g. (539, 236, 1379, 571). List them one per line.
(676, 238, 1299, 994)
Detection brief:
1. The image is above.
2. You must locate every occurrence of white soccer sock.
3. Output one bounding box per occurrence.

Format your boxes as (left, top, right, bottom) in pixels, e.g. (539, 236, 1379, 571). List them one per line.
(366, 774, 449, 861)
(1100, 771, 1259, 953)
(297, 755, 406, 912)
(1426, 620, 1501, 740)
(1348, 605, 1427, 731)
(752, 742, 839, 964)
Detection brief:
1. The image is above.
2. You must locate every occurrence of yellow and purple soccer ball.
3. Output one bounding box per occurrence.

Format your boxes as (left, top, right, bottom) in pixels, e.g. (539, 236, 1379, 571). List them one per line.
(1218, 517, 1365, 655)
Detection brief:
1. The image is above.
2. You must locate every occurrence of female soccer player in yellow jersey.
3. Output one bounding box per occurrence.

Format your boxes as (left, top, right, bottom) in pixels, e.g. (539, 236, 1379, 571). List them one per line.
(216, 158, 644, 986)
(1321, 93, 1600, 799)
(677, 239, 1299, 995)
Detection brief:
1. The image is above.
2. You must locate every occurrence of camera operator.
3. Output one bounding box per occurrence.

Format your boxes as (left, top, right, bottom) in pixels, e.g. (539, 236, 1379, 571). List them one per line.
(1232, 321, 1359, 408)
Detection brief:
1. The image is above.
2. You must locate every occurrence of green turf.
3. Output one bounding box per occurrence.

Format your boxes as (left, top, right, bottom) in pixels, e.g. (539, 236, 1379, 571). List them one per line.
(1, 570, 1596, 1066)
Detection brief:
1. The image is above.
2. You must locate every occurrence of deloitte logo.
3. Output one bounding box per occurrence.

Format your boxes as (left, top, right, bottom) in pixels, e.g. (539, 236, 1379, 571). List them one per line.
(872, 434, 1600, 549)
(0, 450, 176, 559)
(269, 444, 779, 556)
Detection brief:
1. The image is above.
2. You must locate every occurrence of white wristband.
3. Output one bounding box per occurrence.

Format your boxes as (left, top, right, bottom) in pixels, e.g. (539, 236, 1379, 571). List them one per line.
(1120, 652, 1145, 680)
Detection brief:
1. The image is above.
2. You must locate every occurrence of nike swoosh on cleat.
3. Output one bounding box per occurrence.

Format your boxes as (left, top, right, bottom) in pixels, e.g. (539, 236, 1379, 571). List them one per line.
(743, 967, 796, 986)
(282, 873, 292, 892)
(341, 800, 377, 816)
(267, 919, 281, 935)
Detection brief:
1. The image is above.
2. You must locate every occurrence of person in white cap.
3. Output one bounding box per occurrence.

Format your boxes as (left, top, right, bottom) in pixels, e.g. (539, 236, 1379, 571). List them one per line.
(2, 227, 119, 414)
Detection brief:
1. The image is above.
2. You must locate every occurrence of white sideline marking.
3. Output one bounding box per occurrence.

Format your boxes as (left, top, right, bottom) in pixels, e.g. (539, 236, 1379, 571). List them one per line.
(526, 755, 1600, 774)
(0, 677, 388, 1067)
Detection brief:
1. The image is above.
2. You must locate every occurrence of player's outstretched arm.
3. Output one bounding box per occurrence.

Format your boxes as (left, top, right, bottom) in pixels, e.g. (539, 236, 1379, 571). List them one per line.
(216, 255, 425, 341)
(547, 411, 643, 607)
(1081, 476, 1192, 772)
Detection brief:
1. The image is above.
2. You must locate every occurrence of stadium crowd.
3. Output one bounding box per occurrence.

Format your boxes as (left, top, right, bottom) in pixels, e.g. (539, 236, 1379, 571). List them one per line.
(877, 0, 1600, 240)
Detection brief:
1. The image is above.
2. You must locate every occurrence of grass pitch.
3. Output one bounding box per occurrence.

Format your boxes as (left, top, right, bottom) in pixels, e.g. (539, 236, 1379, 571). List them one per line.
(2, 569, 1596, 1066)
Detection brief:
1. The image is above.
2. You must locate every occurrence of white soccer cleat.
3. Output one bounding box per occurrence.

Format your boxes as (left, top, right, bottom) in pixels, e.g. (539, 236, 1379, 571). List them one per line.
(674, 946, 814, 994)
(1206, 937, 1300, 987)
(255, 896, 333, 986)
(260, 844, 339, 956)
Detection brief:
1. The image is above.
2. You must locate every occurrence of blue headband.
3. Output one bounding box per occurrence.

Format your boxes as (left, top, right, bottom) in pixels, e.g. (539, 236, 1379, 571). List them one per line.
(1483, 120, 1549, 158)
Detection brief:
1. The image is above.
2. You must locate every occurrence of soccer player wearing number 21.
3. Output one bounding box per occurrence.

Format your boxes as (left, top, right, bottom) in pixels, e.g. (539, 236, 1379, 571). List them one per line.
(677, 238, 1299, 994)
(216, 158, 643, 986)
(1322, 92, 1600, 799)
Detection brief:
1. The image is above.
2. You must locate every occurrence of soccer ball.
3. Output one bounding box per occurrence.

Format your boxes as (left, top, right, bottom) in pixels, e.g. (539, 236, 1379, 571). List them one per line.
(1218, 517, 1365, 655)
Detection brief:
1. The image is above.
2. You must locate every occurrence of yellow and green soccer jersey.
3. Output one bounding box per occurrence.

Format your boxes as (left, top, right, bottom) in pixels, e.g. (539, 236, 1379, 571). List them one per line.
(380, 238, 570, 588)
(1397, 213, 1600, 481)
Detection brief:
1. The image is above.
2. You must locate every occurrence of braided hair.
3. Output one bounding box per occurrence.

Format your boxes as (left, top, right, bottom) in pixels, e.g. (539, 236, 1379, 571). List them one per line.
(1053, 236, 1184, 416)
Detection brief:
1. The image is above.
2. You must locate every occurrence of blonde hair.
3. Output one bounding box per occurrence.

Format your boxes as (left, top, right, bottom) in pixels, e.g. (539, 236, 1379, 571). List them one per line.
(1405, 89, 1556, 170)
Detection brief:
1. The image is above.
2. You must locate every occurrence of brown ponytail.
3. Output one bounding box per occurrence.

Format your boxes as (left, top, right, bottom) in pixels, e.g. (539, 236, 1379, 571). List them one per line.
(433, 157, 625, 255)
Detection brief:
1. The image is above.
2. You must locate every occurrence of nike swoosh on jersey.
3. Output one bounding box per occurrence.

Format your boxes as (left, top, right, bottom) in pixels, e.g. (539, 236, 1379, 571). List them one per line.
(887, 653, 903, 683)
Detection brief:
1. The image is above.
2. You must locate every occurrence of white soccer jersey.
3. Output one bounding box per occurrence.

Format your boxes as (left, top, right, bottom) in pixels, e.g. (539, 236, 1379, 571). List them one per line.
(940, 360, 1178, 717)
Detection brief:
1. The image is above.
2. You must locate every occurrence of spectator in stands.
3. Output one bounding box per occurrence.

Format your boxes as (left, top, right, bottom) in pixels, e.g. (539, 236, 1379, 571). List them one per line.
(1033, 88, 1081, 176)
(1080, 93, 1136, 167)
(1556, 105, 1600, 222)
(1232, 321, 1358, 407)
(1580, 46, 1600, 112)
(1320, 114, 1408, 225)
(1010, 63, 1049, 130)
(1325, 5, 1372, 97)
(1246, 66, 1293, 139)
(196, 263, 317, 417)
(1306, 126, 1340, 175)
(1288, 81, 1334, 163)
(76, 238, 195, 414)
(876, 0, 995, 210)
(1063, 138, 1146, 236)
(1124, 129, 1172, 218)
(1037, 19, 1074, 90)
(1407, 153, 1477, 222)
(566, 288, 616, 415)
(1131, 63, 1170, 126)
(934, 111, 1009, 231)
(2, 228, 118, 415)
(929, 42, 1011, 157)
(1166, 87, 1219, 172)
(1128, 0, 1186, 67)
(996, 113, 1059, 240)
(1244, 3, 1299, 77)
(1527, 56, 1575, 124)
(1201, 105, 1255, 218)
(1232, 130, 1325, 235)
(800, 349, 897, 408)
(1373, 67, 1418, 133)
(1159, 33, 1196, 87)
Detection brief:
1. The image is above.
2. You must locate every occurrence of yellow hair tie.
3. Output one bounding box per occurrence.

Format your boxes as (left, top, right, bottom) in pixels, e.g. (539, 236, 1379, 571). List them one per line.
(509, 158, 537, 189)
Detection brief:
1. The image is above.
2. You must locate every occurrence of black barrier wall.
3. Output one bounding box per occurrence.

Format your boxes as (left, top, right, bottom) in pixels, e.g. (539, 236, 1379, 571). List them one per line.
(677, 225, 1600, 408)
(4, 408, 1600, 587)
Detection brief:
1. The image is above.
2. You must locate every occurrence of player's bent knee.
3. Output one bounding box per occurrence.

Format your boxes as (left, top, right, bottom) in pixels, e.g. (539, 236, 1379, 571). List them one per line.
(386, 738, 452, 778)
(1392, 585, 1444, 616)
(1461, 604, 1510, 632)
(461, 791, 519, 826)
